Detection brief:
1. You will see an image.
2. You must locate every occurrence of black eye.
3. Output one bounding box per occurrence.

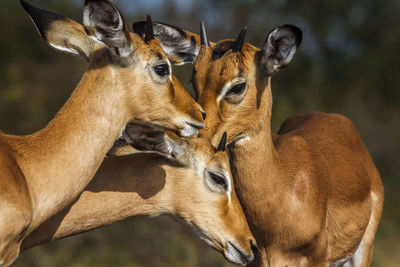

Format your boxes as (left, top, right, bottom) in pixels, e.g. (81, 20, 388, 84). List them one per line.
(226, 82, 246, 96)
(209, 172, 228, 190)
(153, 64, 170, 77)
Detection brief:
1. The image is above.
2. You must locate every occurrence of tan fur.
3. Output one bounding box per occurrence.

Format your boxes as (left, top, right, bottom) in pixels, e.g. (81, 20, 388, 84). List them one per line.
(11, 23, 384, 266)
(0, 2, 205, 265)
(21, 137, 256, 265)
(191, 38, 384, 266)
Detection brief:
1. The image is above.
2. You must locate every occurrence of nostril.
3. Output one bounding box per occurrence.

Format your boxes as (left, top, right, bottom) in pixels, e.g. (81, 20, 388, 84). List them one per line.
(250, 240, 258, 256)
(201, 111, 206, 120)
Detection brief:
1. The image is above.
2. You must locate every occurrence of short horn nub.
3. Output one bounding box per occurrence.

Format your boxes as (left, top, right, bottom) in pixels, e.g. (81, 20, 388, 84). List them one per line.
(145, 15, 154, 42)
(232, 27, 247, 52)
(200, 20, 210, 47)
(217, 132, 227, 152)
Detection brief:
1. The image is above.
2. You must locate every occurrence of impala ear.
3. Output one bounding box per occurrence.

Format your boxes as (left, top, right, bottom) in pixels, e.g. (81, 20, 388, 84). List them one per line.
(261, 25, 302, 76)
(108, 123, 187, 163)
(133, 21, 206, 65)
(21, 0, 92, 59)
(83, 0, 132, 58)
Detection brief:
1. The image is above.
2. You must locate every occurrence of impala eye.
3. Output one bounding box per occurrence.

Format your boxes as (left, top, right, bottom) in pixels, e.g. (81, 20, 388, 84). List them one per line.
(209, 172, 228, 191)
(153, 64, 170, 77)
(226, 82, 246, 96)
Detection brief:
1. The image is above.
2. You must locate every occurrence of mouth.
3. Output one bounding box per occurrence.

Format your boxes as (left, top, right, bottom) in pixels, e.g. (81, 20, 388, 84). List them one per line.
(225, 241, 254, 266)
(180, 121, 205, 137)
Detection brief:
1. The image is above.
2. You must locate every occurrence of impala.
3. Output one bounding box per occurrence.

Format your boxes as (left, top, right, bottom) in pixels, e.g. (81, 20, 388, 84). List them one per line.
(0, 1, 205, 265)
(22, 126, 257, 266)
(132, 21, 384, 266)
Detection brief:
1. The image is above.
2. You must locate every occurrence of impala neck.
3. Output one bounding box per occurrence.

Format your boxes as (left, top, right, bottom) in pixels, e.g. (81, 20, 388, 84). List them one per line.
(227, 77, 281, 238)
(15, 62, 133, 228)
(21, 154, 173, 251)
(229, 121, 279, 194)
(229, 77, 278, 173)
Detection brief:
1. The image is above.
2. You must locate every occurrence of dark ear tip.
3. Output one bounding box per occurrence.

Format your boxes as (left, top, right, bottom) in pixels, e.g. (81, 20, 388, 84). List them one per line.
(84, 0, 96, 5)
(20, 0, 36, 13)
(132, 21, 145, 34)
(20, 0, 28, 9)
(283, 24, 303, 46)
(85, 0, 104, 5)
(20, 0, 65, 41)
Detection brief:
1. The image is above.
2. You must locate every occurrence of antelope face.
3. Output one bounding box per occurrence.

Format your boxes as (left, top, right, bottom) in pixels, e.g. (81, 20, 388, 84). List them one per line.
(193, 26, 302, 146)
(21, 0, 205, 138)
(140, 21, 301, 145)
(112, 30, 205, 138)
(193, 39, 262, 145)
(108, 125, 257, 266)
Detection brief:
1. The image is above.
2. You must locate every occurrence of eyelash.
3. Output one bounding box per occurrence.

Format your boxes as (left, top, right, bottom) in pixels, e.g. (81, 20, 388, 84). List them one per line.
(153, 64, 170, 77)
(209, 172, 227, 190)
(226, 82, 246, 96)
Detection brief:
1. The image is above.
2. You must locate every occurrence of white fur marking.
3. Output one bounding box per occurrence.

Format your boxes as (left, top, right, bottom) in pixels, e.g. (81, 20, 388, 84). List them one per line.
(83, 7, 90, 26)
(167, 59, 173, 81)
(227, 175, 232, 202)
(328, 239, 365, 267)
(371, 191, 378, 201)
(118, 125, 126, 139)
(217, 77, 247, 102)
(49, 43, 79, 55)
(235, 136, 250, 145)
(217, 81, 233, 102)
(352, 239, 364, 266)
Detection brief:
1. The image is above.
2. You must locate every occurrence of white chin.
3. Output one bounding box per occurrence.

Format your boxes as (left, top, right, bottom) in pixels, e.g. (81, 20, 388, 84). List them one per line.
(224, 242, 252, 266)
(180, 126, 198, 137)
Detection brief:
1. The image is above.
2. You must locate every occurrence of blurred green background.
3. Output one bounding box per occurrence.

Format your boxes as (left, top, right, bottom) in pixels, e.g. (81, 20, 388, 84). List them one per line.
(1, 0, 399, 266)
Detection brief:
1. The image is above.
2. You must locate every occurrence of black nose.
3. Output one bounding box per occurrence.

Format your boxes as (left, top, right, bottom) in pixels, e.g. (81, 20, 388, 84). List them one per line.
(201, 111, 206, 120)
(250, 240, 258, 256)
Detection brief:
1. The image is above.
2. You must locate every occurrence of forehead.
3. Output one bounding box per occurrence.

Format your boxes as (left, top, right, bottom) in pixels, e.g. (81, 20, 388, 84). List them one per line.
(130, 33, 168, 62)
(195, 40, 258, 76)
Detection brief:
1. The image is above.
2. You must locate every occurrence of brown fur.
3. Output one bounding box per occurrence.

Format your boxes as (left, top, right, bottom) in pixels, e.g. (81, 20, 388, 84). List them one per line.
(21, 136, 256, 266)
(13, 23, 384, 266)
(0, 2, 205, 265)
(191, 37, 384, 266)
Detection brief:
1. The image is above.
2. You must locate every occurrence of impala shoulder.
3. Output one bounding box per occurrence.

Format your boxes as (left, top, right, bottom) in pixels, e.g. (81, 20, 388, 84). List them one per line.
(316, 112, 356, 128)
(274, 133, 311, 158)
(278, 112, 323, 135)
(278, 112, 358, 137)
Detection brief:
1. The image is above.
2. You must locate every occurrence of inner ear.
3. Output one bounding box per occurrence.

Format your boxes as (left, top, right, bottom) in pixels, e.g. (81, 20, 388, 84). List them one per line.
(83, 0, 132, 58)
(133, 21, 199, 65)
(119, 123, 185, 161)
(262, 25, 302, 76)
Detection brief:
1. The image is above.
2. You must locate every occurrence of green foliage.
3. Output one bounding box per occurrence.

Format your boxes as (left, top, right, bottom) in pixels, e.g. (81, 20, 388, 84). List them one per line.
(1, 0, 399, 266)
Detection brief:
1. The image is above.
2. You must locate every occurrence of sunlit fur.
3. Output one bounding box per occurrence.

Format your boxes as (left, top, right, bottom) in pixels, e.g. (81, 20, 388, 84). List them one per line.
(190, 33, 384, 266)
(0, 1, 205, 265)
(22, 135, 256, 266)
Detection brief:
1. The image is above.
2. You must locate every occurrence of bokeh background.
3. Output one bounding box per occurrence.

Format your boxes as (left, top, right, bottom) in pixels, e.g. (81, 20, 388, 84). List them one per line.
(1, 0, 399, 266)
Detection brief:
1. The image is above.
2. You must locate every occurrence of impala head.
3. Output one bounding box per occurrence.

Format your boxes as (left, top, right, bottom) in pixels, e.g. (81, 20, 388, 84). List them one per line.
(137, 20, 302, 145)
(108, 125, 257, 265)
(194, 24, 301, 145)
(21, 0, 205, 137)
